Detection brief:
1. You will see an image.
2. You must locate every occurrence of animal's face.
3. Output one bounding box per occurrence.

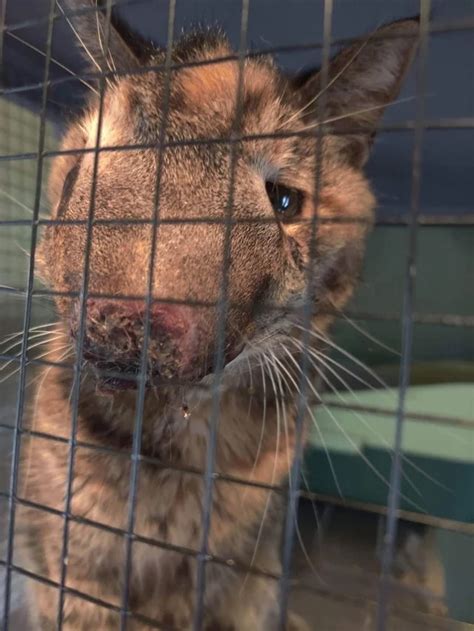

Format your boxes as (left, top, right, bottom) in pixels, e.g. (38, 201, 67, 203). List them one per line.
(38, 10, 418, 391)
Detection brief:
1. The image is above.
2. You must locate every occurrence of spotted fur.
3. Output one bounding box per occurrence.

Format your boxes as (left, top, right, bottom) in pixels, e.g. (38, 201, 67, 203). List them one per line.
(19, 3, 418, 629)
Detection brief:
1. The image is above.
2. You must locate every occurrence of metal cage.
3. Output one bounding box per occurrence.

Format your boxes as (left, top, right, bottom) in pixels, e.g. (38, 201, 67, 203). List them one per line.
(0, 1, 473, 630)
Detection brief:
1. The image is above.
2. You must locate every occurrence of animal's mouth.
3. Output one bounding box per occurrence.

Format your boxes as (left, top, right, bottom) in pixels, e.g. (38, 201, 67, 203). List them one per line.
(91, 362, 154, 393)
(83, 346, 241, 395)
(85, 355, 209, 395)
(71, 299, 245, 395)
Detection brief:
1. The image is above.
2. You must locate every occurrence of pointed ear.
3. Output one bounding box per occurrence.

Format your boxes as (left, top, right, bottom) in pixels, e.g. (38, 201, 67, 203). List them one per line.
(60, 0, 142, 75)
(299, 19, 420, 167)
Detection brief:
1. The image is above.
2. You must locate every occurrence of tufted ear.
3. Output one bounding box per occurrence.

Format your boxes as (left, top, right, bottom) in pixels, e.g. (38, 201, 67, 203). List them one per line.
(299, 19, 420, 167)
(60, 0, 144, 75)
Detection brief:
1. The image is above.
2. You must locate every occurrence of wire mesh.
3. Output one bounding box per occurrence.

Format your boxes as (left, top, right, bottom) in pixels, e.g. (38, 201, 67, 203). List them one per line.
(0, 1, 473, 630)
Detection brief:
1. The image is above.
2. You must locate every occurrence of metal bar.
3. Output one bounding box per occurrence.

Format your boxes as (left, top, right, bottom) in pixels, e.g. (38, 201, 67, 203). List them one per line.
(1, 1, 56, 628)
(1, 557, 471, 631)
(1, 214, 474, 230)
(2, 117, 474, 161)
(54, 1, 113, 626)
(1, 485, 473, 579)
(278, 1, 334, 627)
(192, 2, 250, 628)
(2, 416, 474, 518)
(375, 4, 432, 629)
(2, 209, 474, 228)
(3, 11, 474, 61)
(0, 562, 176, 631)
(3, 0, 155, 35)
(1, 3, 472, 629)
(0, 0, 7, 72)
(2, 381, 473, 431)
(119, 1, 176, 628)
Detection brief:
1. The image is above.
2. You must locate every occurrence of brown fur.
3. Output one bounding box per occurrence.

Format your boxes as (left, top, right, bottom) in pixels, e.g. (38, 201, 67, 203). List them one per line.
(18, 6, 418, 629)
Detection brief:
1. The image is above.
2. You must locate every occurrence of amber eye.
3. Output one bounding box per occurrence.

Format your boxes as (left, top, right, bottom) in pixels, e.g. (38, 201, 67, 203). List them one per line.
(265, 181, 303, 221)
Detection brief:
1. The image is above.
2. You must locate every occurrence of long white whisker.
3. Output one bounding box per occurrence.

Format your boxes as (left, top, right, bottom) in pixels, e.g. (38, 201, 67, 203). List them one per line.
(0, 322, 62, 347)
(268, 350, 324, 582)
(334, 309, 401, 357)
(275, 348, 344, 499)
(298, 96, 417, 133)
(0, 342, 72, 384)
(291, 338, 453, 495)
(0, 334, 66, 374)
(95, 0, 116, 74)
(14, 241, 31, 259)
(0, 186, 49, 218)
(56, 0, 102, 74)
(1, 326, 63, 348)
(291, 337, 394, 399)
(0, 331, 64, 361)
(293, 342, 424, 500)
(282, 34, 374, 129)
(20, 346, 74, 497)
(312, 350, 452, 496)
(241, 354, 281, 592)
(5, 30, 99, 96)
(272, 350, 324, 528)
(294, 323, 391, 391)
(281, 347, 426, 514)
(243, 356, 268, 497)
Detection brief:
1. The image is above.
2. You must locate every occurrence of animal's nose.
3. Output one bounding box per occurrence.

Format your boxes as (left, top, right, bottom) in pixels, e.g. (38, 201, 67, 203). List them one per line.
(80, 298, 205, 380)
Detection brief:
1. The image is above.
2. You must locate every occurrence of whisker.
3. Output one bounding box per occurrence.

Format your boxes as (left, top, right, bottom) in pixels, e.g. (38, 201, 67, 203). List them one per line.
(298, 96, 417, 133)
(56, 0, 104, 76)
(266, 350, 322, 529)
(290, 337, 453, 495)
(0, 329, 64, 356)
(281, 346, 426, 514)
(291, 337, 395, 399)
(5, 30, 99, 96)
(295, 342, 424, 500)
(294, 323, 391, 391)
(0, 334, 67, 376)
(20, 346, 75, 498)
(241, 354, 281, 592)
(0, 322, 62, 347)
(268, 349, 324, 582)
(14, 241, 31, 259)
(281, 33, 374, 129)
(334, 308, 401, 357)
(0, 286, 56, 305)
(243, 356, 267, 496)
(0, 342, 72, 385)
(0, 185, 49, 218)
(274, 347, 344, 499)
(95, 0, 117, 75)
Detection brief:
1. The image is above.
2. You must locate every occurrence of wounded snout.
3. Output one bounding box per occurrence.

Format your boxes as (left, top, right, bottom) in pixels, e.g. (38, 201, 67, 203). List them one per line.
(73, 298, 212, 389)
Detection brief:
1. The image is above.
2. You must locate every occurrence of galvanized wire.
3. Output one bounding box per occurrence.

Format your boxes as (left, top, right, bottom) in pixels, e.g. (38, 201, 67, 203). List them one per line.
(0, 1, 472, 630)
(376, 3, 432, 628)
(1, 0, 56, 628)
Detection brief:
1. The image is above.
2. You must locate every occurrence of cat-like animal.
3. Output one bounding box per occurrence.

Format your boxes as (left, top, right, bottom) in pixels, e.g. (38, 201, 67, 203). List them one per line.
(16, 3, 418, 629)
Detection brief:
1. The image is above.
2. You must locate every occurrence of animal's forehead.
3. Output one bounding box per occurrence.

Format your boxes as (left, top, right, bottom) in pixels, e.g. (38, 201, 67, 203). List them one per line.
(174, 58, 278, 109)
(81, 56, 308, 190)
(120, 57, 292, 141)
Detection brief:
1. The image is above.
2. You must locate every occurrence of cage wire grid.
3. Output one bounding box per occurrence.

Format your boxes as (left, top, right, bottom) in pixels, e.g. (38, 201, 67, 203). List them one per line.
(0, 0, 473, 630)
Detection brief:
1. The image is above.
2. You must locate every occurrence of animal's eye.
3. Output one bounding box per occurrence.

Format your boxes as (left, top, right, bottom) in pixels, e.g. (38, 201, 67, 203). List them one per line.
(265, 181, 303, 221)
